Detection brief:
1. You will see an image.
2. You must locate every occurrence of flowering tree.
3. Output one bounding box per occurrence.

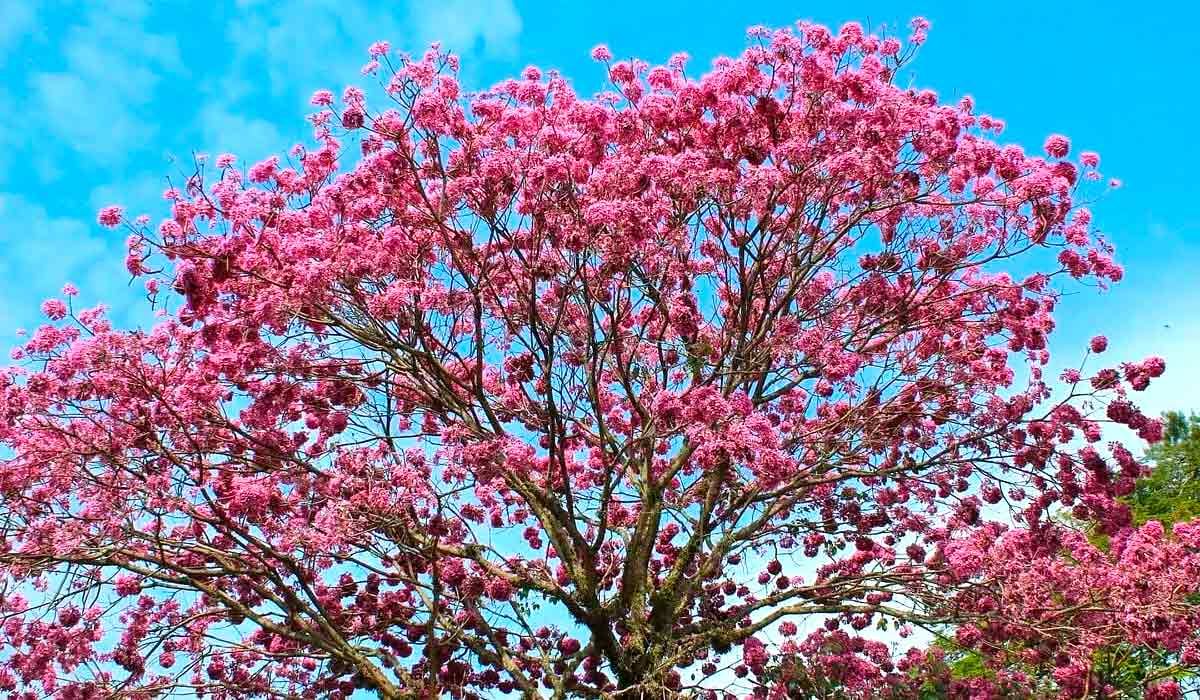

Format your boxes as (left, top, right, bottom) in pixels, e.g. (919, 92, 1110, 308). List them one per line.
(926, 409, 1200, 699)
(0, 18, 1195, 700)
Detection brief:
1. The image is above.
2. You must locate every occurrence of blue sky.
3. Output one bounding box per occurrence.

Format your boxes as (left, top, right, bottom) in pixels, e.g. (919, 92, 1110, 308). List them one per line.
(1, 0, 1197, 432)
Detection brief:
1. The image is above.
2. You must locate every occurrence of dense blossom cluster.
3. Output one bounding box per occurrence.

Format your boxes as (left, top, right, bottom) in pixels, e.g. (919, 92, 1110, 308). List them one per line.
(0, 18, 1191, 700)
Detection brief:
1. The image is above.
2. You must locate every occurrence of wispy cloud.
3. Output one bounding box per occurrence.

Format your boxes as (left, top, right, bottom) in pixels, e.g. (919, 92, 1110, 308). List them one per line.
(226, 0, 521, 102)
(0, 0, 40, 68)
(0, 193, 125, 334)
(89, 175, 169, 218)
(30, 0, 184, 164)
(4, 0, 526, 338)
(198, 101, 290, 165)
(227, 0, 408, 100)
(406, 0, 521, 60)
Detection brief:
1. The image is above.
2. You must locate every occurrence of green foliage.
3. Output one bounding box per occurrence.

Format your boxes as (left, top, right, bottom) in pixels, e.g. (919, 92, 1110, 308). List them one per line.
(947, 647, 988, 680)
(1132, 411, 1200, 525)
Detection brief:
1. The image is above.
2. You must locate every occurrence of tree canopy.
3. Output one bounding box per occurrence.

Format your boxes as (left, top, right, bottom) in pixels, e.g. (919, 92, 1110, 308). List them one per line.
(0, 18, 1192, 700)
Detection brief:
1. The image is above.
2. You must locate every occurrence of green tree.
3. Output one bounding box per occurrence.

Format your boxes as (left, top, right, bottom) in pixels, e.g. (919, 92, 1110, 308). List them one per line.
(1132, 411, 1200, 525)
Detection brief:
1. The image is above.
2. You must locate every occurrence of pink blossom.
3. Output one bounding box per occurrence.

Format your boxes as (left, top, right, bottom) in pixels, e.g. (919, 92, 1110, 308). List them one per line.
(908, 16, 931, 44)
(97, 205, 123, 227)
(1146, 680, 1182, 700)
(1043, 134, 1071, 158)
(113, 574, 141, 597)
(40, 298, 68, 320)
(248, 156, 279, 183)
(742, 637, 769, 669)
(57, 606, 81, 627)
(484, 577, 514, 601)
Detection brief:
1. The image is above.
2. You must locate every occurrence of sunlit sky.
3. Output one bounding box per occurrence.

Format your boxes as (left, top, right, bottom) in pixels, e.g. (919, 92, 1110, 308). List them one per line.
(2, 0, 1197, 437)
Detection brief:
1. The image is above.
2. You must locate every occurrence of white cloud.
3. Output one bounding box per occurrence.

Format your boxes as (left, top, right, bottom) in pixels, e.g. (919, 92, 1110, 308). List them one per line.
(0, 87, 16, 184)
(30, 0, 184, 163)
(34, 73, 152, 162)
(198, 102, 291, 165)
(407, 0, 522, 60)
(0, 0, 40, 68)
(227, 0, 405, 99)
(226, 0, 521, 101)
(0, 193, 128, 334)
(89, 175, 170, 218)
(194, 0, 523, 181)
